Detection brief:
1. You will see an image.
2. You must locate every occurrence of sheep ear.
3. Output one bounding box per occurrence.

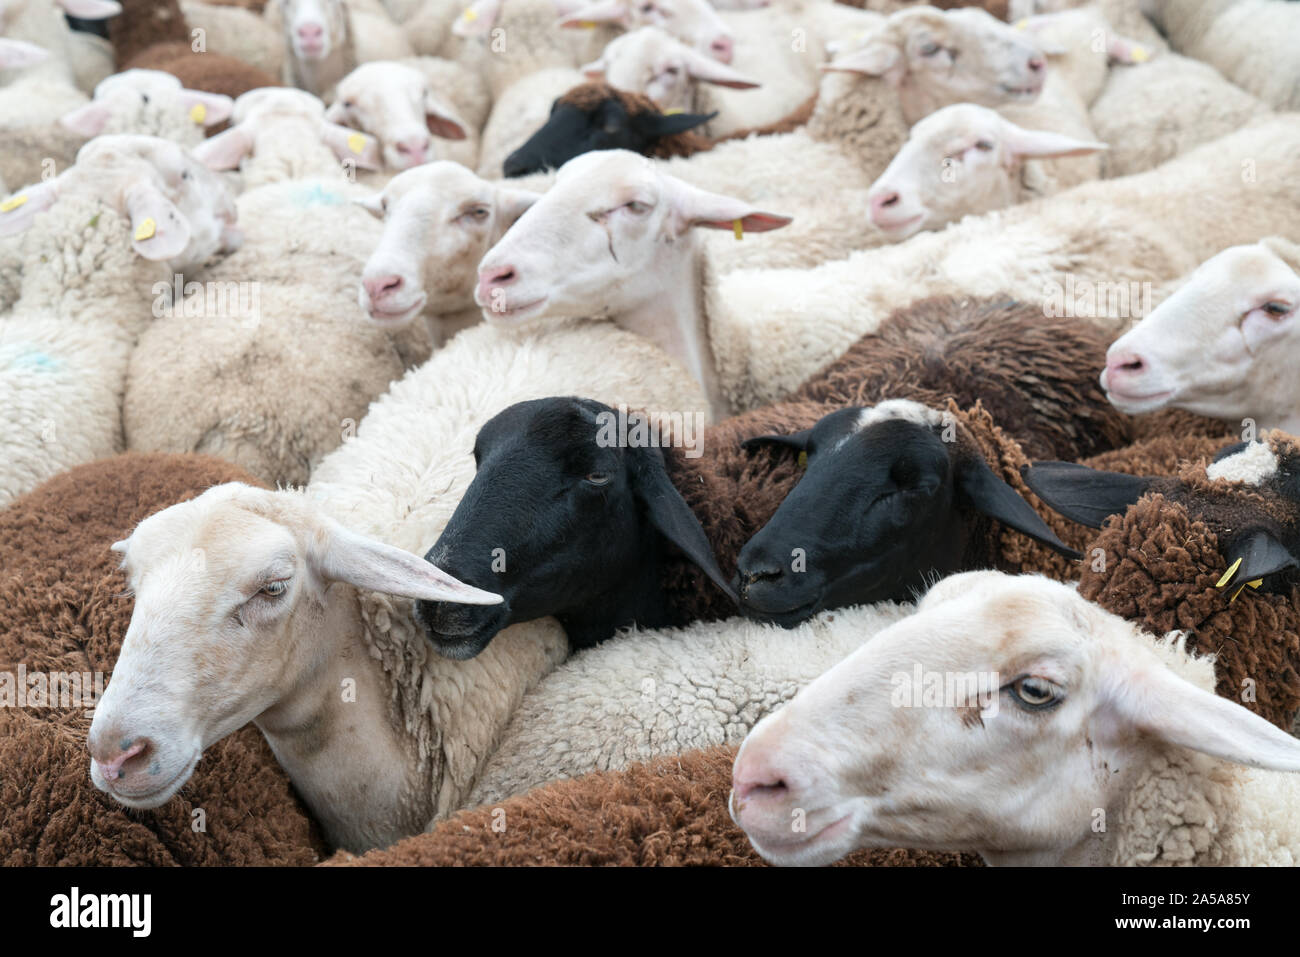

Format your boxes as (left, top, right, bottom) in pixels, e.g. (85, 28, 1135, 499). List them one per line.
(110, 539, 129, 554)
(633, 109, 714, 140)
(1260, 236, 1300, 274)
(628, 446, 738, 604)
(353, 192, 386, 218)
(55, 0, 122, 17)
(741, 428, 812, 453)
(557, 0, 629, 28)
(60, 100, 114, 137)
(495, 187, 540, 225)
(321, 123, 382, 170)
(323, 100, 350, 123)
(190, 126, 255, 170)
(1105, 650, 1300, 771)
(0, 180, 59, 235)
(313, 518, 503, 605)
(123, 181, 191, 261)
(957, 457, 1081, 558)
(176, 89, 235, 127)
(1219, 529, 1299, 589)
(452, 0, 503, 36)
(0, 38, 50, 70)
(822, 39, 902, 82)
(683, 49, 761, 89)
(1104, 33, 1152, 65)
(667, 178, 791, 237)
(424, 94, 468, 141)
(1020, 461, 1156, 529)
(1001, 123, 1107, 160)
(578, 58, 606, 79)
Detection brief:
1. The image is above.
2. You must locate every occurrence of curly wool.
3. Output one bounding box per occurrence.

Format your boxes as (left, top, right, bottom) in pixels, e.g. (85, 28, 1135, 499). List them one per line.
(325, 746, 981, 868)
(0, 454, 323, 866)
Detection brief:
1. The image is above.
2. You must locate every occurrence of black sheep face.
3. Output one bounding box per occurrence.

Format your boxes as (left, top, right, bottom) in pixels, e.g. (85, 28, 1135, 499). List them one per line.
(736, 402, 1077, 627)
(416, 397, 732, 659)
(501, 95, 713, 178)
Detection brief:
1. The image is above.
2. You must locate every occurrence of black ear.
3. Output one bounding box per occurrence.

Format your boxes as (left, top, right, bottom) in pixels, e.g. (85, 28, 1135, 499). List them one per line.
(1020, 461, 1157, 529)
(628, 447, 738, 604)
(741, 428, 812, 454)
(957, 457, 1081, 559)
(1220, 529, 1300, 588)
(633, 110, 716, 138)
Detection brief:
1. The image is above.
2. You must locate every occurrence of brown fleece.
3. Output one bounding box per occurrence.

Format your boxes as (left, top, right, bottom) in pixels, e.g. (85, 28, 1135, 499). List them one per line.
(792, 296, 1131, 462)
(712, 91, 820, 143)
(323, 746, 982, 867)
(0, 454, 324, 866)
(109, 0, 191, 69)
(126, 42, 280, 102)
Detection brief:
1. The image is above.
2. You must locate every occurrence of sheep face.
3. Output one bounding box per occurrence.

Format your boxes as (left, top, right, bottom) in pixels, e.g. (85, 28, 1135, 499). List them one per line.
(416, 397, 733, 659)
(501, 87, 713, 178)
(277, 0, 347, 62)
(356, 162, 539, 325)
(60, 68, 235, 139)
(730, 571, 1300, 867)
(326, 62, 467, 171)
(1102, 240, 1300, 433)
(866, 103, 1105, 239)
(735, 401, 1075, 627)
(559, 0, 735, 64)
(479, 150, 788, 322)
(826, 7, 1048, 125)
(581, 27, 760, 114)
(88, 484, 500, 811)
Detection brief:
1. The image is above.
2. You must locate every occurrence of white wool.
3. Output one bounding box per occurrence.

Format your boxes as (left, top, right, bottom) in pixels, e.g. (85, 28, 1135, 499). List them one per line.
(469, 601, 916, 806)
(182, 0, 286, 77)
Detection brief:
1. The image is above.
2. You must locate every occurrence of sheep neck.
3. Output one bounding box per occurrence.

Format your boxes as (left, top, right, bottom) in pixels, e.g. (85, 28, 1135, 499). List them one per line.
(289, 15, 356, 98)
(253, 583, 426, 854)
(616, 241, 729, 421)
(806, 72, 909, 173)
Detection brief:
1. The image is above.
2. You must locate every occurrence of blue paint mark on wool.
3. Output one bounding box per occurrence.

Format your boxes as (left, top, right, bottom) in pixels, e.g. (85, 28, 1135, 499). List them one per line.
(8, 349, 61, 372)
(294, 183, 345, 207)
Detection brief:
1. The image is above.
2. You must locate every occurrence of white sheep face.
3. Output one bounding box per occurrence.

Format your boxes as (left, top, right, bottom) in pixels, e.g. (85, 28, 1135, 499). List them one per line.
(1102, 240, 1300, 431)
(326, 62, 466, 171)
(88, 484, 501, 811)
(357, 161, 539, 325)
(827, 6, 1049, 125)
(582, 27, 760, 113)
(473, 149, 789, 325)
(730, 571, 1300, 867)
(60, 68, 235, 139)
(866, 103, 1105, 239)
(277, 0, 346, 62)
(559, 0, 735, 63)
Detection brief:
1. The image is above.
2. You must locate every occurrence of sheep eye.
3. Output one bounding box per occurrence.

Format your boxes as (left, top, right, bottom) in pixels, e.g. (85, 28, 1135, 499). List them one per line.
(640, 3, 654, 11)
(919, 41, 941, 56)
(585, 472, 611, 486)
(974, 139, 994, 151)
(1009, 675, 1062, 711)
(260, 580, 289, 597)
(458, 205, 490, 223)
(664, 66, 680, 76)
(141, 93, 150, 104)
(624, 200, 651, 214)
(343, 100, 355, 109)
(1262, 301, 1292, 317)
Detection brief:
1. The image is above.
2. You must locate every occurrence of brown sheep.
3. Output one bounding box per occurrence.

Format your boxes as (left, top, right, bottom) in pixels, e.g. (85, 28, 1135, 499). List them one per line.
(0, 454, 323, 865)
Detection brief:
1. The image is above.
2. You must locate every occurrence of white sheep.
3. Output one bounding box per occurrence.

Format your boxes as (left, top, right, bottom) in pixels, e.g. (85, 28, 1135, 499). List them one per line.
(708, 113, 1300, 410)
(732, 571, 1300, 866)
(469, 601, 916, 807)
(1142, 0, 1300, 111)
(0, 0, 123, 126)
(475, 148, 792, 420)
(93, 317, 705, 853)
(0, 135, 240, 506)
(865, 102, 1106, 240)
(1101, 236, 1300, 435)
(271, 0, 414, 97)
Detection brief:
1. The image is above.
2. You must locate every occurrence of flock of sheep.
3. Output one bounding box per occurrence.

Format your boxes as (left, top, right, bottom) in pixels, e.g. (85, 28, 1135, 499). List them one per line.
(1, 0, 1299, 869)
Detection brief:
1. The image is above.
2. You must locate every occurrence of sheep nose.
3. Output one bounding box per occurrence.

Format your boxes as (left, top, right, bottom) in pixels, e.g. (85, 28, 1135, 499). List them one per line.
(90, 736, 152, 788)
(364, 274, 403, 305)
(476, 264, 518, 307)
(709, 35, 734, 64)
(1105, 351, 1146, 379)
(868, 188, 901, 224)
(297, 23, 324, 40)
(1027, 55, 1045, 73)
(737, 561, 783, 599)
(731, 749, 795, 818)
(395, 137, 430, 167)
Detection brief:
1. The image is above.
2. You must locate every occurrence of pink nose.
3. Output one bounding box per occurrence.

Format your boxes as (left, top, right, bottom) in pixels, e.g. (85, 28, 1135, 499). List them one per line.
(364, 274, 403, 306)
(395, 137, 430, 165)
(477, 264, 518, 306)
(732, 750, 794, 812)
(92, 738, 150, 786)
(1104, 350, 1146, 385)
(297, 23, 324, 41)
(1027, 55, 1045, 73)
(870, 189, 900, 218)
(709, 35, 734, 64)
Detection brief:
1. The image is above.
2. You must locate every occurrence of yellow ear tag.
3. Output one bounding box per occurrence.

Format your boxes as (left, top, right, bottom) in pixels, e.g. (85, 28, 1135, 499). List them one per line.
(663, 108, 684, 115)
(189, 102, 207, 125)
(347, 132, 367, 155)
(462, 6, 477, 20)
(1229, 583, 1248, 603)
(797, 451, 808, 469)
(1014, 18, 1028, 29)
(1247, 578, 1264, 589)
(732, 218, 743, 240)
(578, 20, 598, 28)
(134, 217, 157, 241)
(1130, 44, 1149, 62)
(1216, 556, 1243, 588)
(0, 193, 28, 213)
